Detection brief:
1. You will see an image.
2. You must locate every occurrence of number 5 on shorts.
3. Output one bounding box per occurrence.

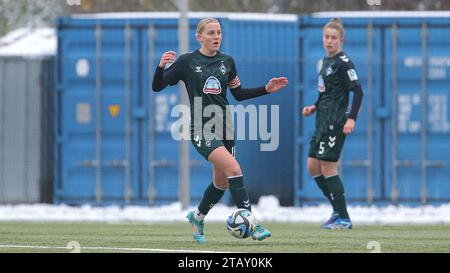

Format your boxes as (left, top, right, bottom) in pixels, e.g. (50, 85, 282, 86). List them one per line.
(319, 141, 325, 155)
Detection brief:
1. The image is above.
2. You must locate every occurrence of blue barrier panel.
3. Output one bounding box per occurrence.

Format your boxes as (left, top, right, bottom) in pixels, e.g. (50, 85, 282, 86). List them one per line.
(55, 20, 142, 205)
(384, 18, 450, 204)
(225, 18, 298, 206)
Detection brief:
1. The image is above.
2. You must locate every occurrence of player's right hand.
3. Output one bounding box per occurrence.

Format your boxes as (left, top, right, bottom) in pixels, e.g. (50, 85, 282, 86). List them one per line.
(159, 51, 176, 68)
(302, 105, 317, 116)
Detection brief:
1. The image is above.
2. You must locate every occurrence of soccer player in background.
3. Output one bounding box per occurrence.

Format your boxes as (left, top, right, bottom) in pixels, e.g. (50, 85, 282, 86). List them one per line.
(152, 17, 288, 243)
(302, 18, 363, 229)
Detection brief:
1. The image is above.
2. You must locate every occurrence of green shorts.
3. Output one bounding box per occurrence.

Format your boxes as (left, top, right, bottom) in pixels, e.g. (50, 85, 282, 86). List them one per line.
(191, 135, 236, 161)
(308, 126, 346, 162)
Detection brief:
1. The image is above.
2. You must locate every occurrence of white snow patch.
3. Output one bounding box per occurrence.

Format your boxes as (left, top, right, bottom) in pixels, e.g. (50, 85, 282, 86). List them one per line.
(0, 27, 56, 58)
(312, 11, 450, 18)
(1, 196, 450, 224)
(71, 11, 298, 22)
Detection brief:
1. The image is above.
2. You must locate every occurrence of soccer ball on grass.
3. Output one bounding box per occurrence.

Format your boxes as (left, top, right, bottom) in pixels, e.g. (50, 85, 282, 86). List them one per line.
(226, 208, 256, 239)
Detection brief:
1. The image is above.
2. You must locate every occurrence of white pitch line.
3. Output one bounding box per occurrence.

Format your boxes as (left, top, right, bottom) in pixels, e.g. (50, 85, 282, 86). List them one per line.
(0, 244, 235, 253)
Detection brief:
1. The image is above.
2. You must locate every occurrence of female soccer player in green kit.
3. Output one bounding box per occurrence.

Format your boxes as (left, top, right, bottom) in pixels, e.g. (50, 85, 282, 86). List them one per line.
(152, 18, 288, 243)
(302, 18, 363, 229)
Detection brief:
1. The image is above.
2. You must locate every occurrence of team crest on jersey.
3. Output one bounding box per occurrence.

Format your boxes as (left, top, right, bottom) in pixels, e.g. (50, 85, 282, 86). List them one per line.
(326, 66, 333, 76)
(318, 75, 326, 93)
(220, 61, 226, 75)
(203, 76, 222, 94)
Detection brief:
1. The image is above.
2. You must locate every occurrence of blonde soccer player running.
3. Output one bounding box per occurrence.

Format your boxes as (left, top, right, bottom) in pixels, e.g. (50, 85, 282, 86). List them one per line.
(152, 18, 288, 242)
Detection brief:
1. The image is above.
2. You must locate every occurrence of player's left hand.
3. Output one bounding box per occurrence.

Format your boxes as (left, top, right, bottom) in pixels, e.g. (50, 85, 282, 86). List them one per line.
(265, 77, 288, 93)
(343, 118, 355, 135)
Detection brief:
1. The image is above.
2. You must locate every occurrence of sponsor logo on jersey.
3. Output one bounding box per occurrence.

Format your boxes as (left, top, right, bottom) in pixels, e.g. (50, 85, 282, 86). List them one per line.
(347, 69, 358, 81)
(318, 75, 326, 93)
(195, 66, 202, 73)
(203, 76, 222, 94)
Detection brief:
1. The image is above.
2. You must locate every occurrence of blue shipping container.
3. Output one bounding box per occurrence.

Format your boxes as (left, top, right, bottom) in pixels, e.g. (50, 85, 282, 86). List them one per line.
(296, 12, 450, 206)
(54, 12, 298, 206)
(55, 11, 450, 207)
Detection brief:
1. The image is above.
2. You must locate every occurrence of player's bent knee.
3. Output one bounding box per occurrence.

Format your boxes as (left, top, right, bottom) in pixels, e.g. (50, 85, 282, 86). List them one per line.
(307, 160, 321, 177)
(225, 166, 242, 178)
(307, 165, 321, 177)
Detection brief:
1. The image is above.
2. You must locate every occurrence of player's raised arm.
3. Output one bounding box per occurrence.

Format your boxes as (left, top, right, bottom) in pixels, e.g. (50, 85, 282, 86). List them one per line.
(152, 51, 177, 92)
(230, 76, 288, 101)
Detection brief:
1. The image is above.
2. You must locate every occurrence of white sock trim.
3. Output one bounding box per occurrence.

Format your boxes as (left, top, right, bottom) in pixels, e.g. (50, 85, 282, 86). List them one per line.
(212, 180, 227, 191)
(313, 174, 323, 178)
(324, 174, 339, 179)
(228, 175, 243, 179)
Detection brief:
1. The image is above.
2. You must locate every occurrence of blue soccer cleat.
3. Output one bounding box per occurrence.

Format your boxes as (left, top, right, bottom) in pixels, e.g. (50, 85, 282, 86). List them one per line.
(320, 212, 339, 229)
(186, 210, 206, 244)
(322, 218, 353, 230)
(251, 224, 271, 241)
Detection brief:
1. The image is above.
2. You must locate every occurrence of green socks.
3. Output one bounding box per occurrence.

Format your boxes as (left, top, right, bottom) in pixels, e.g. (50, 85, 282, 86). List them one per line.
(228, 175, 252, 211)
(197, 182, 226, 217)
(325, 175, 350, 219)
(196, 175, 252, 221)
(314, 175, 338, 213)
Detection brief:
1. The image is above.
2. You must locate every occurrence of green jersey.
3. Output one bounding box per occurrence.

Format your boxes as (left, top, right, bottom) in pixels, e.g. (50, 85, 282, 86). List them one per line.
(162, 49, 238, 140)
(315, 51, 361, 133)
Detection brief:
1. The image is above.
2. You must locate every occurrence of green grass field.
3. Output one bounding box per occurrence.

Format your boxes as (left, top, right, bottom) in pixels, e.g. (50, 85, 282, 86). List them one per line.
(0, 221, 449, 253)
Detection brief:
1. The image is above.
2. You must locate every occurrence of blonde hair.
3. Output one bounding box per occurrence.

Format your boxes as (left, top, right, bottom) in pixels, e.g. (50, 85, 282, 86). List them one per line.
(196, 17, 220, 35)
(323, 17, 345, 38)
